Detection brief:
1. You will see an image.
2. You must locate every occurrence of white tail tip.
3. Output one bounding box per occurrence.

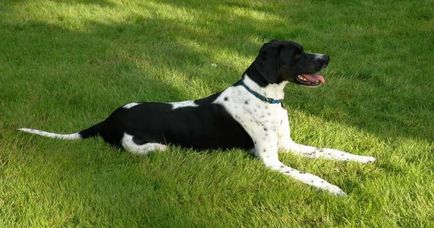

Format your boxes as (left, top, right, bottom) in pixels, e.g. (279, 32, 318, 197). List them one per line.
(18, 128, 82, 140)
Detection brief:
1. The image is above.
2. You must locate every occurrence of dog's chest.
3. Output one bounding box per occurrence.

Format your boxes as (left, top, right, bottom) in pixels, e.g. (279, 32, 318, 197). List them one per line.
(215, 86, 287, 137)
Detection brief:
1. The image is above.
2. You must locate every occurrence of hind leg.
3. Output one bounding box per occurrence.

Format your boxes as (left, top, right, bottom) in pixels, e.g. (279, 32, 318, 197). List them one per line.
(121, 133, 167, 155)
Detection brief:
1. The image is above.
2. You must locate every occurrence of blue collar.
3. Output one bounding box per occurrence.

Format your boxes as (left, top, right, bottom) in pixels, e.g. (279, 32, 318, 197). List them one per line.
(235, 80, 284, 104)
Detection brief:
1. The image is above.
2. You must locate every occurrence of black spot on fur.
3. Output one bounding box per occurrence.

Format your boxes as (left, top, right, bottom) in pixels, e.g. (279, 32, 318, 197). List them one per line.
(224, 97, 228, 101)
(264, 128, 268, 131)
(245, 100, 249, 104)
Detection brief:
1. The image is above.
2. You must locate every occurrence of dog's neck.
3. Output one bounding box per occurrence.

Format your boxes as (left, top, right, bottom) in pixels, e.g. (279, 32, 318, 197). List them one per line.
(242, 74, 287, 100)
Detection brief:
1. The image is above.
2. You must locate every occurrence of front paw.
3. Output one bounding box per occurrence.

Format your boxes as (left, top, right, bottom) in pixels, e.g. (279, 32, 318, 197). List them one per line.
(357, 155, 376, 164)
(327, 185, 347, 196)
(321, 148, 376, 163)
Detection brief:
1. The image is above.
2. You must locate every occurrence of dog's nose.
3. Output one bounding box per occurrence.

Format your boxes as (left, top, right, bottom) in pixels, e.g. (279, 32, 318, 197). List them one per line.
(321, 55, 330, 67)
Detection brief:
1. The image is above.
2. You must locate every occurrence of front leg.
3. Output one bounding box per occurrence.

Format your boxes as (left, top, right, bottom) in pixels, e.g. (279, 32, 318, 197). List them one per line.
(277, 110, 375, 163)
(283, 140, 376, 163)
(251, 131, 346, 196)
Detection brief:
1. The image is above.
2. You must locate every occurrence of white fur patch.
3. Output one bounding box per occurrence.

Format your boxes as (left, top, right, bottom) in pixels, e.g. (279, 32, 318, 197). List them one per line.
(214, 74, 286, 165)
(18, 128, 82, 140)
(121, 133, 167, 155)
(123, 102, 140, 109)
(170, 100, 198, 110)
(212, 74, 374, 195)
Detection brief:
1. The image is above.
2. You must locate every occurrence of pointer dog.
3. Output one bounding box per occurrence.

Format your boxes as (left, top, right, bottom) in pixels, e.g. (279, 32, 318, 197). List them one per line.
(19, 40, 375, 195)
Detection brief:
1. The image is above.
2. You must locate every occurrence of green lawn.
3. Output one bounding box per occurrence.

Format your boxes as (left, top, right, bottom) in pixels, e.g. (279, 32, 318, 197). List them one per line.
(1, 0, 433, 226)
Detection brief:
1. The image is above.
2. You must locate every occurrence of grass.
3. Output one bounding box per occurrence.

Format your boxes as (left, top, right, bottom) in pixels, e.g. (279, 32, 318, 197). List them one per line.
(0, 0, 433, 226)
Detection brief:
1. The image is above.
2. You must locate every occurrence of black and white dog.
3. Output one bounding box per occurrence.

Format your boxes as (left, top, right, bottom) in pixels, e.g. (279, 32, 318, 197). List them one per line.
(19, 40, 375, 195)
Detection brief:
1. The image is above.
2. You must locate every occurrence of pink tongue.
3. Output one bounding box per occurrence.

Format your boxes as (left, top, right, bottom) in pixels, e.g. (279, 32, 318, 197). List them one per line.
(304, 74, 325, 84)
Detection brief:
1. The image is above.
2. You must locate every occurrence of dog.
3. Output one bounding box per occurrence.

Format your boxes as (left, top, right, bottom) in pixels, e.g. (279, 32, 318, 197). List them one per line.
(19, 40, 375, 195)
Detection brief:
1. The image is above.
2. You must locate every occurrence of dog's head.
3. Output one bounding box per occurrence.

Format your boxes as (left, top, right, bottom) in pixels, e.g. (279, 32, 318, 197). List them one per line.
(246, 40, 329, 87)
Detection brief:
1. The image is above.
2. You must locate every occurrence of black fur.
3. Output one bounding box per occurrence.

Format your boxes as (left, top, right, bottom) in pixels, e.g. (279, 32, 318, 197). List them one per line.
(245, 40, 329, 87)
(80, 95, 254, 150)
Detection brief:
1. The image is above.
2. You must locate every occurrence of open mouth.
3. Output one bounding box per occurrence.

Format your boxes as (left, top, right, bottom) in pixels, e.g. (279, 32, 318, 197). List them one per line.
(296, 73, 325, 86)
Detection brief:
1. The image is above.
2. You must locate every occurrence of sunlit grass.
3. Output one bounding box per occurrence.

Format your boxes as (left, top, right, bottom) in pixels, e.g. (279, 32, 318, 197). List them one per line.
(0, 0, 433, 226)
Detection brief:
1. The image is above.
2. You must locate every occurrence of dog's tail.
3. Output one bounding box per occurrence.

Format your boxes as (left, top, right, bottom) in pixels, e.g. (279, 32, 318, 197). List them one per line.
(18, 121, 104, 140)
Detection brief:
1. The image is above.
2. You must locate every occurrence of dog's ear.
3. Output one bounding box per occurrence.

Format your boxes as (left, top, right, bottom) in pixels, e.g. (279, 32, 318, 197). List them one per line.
(253, 42, 282, 84)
